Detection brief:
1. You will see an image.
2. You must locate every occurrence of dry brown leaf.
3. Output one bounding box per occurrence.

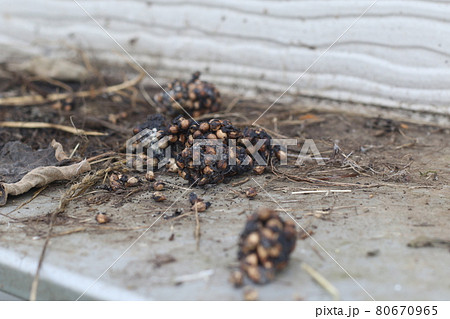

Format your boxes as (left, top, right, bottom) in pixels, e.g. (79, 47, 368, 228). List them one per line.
(0, 160, 91, 206)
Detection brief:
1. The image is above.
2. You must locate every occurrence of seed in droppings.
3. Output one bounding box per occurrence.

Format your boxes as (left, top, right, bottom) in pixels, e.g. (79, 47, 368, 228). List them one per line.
(180, 119, 190, 130)
(216, 129, 227, 139)
(237, 208, 297, 284)
(199, 122, 210, 132)
(125, 176, 139, 187)
(253, 166, 265, 175)
(145, 171, 155, 181)
(229, 270, 244, 288)
(166, 158, 179, 173)
(244, 253, 258, 266)
(246, 266, 261, 283)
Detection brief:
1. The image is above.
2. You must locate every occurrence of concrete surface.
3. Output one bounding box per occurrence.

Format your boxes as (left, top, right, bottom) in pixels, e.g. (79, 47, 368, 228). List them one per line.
(0, 108, 449, 301)
(0, 173, 449, 301)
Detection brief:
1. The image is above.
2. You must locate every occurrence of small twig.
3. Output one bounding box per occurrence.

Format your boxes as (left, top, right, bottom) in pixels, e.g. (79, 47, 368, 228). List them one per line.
(301, 262, 340, 301)
(231, 177, 250, 187)
(139, 81, 158, 110)
(292, 190, 352, 195)
(395, 141, 416, 150)
(194, 203, 200, 250)
(69, 143, 80, 159)
(86, 152, 118, 163)
(174, 269, 214, 284)
(28, 76, 73, 93)
(30, 209, 58, 301)
(169, 211, 195, 221)
(49, 225, 150, 238)
(0, 121, 107, 136)
(0, 73, 144, 106)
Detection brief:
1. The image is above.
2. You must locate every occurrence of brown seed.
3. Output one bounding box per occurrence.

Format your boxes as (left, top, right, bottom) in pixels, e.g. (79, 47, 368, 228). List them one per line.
(263, 261, 274, 269)
(266, 218, 283, 230)
(168, 135, 178, 143)
(209, 120, 221, 131)
(245, 232, 260, 250)
(253, 166, 265, 175)
(276, 150, 287, 161)
(153, 181, 165, 191)
(256, 245, 269, 262)
(243, 287, 258, 301)
(179, 170, 187, 179)
(261, 228, 278, 241)
(145, 171, 155, 181)
(228, 131, 240, 139)
(216, 129, 227, 139)
(193, 130, 202, 138)
(217, 160, 227, 171)
(206, 133, 217, 139)
(109, 174, 122, 191)
(257, 208, 274, 221)
(152, 192, 166, 202)
(245, 187, 258, 199)
(167, 160, 179, 173)
(229, 270, 244, 288)
(203, 166, 214, 175)
(193, 111, 201, 118)
(268, 244, 282, 258)
(198, 177, 209, 186)
(191, 201, 210, 212)
(125, 176, 139, 187)
(244, 253, 258, 266)
(147, 157, 159, 167)
(204, 146, 216, 155)
(199, 122, 210, 132)
(180, 119, 190, 130)
(169, 125, 179, 134)
(95, 213, 110, 224)
(246, 266, 261, 283)
(157, 139, 169, 149)
(176, 160, 185, 169)
(188, 91, 196, 100)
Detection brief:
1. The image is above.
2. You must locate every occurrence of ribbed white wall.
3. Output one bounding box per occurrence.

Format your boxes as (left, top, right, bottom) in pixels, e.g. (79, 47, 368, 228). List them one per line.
(1, 0, 450, 117)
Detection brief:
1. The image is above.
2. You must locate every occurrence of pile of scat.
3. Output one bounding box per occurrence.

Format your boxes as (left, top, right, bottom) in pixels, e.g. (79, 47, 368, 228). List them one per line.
(130, 113, 285, 186)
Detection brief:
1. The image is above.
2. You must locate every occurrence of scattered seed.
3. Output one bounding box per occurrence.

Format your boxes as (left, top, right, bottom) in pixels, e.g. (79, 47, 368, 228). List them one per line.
(95, 212, 110, 224)
(245, 187, 258, 199)
(152, 192, 166, 202)
(153, 181, 165, 191)
(243, 287, 259, 301)
(125, 176, 139, 187)
(229, 270, 244, 288)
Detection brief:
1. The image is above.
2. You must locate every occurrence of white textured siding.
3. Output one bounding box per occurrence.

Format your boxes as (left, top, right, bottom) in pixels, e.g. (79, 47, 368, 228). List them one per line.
(1, 0, 450, 117)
